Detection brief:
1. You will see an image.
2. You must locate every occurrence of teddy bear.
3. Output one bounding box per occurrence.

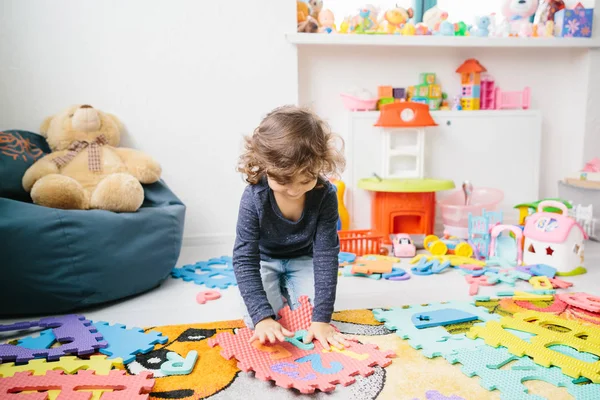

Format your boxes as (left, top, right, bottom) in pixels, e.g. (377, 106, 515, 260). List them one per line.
(22, 104, 161, 212)
(501, 0, 539, 36)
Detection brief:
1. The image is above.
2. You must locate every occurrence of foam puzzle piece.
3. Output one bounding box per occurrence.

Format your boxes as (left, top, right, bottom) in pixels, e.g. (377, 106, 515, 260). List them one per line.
(0, 321, 38, 332)
(388, 273, 410, 281)
(529, 276, 552, 290)
(447, 345, 600, 400)
(373, 301, 499, 358)
(0, 315, 106, 364)
(529, 264, 557, 278)
(486, 270, 530, 286)
(465, 275, 496, 296)
(182, 256, 234, 271)
(382, 267, 407, 280)
(92, 322, 168, 364)
(411, 309, 478, 329)
(208, 296, 395, 394)
(0, 370, 154, 399)
(549, 277, 573, 289)
(339, 252, 357, 264)
(0, 355, 124, 378)
(285, 330, 315, 351)
(17, 329, 56, 349)
(512, 298, 568, 314)
(351, 257, 394, 274)
(160, 350, 198, 376)
(486, 257, 514, 269)
(510, 292, 554, 301)
(411, 254, 485, 267)
(418, 390, 466, 400)
(557, 292, 600, 313)
(171, 266, 237, 289)
(342, 265, 381, 280)
(196, 290, 221, 304)
(468, 310, 600, 382)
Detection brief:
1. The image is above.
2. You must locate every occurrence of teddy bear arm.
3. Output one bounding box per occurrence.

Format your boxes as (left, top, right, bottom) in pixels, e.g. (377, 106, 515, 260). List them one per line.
(22, 151, 68, 192)
(114, 148, 162, 184)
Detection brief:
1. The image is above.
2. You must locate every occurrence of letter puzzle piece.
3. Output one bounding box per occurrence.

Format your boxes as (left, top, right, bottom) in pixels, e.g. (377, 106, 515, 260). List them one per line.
(0, 355, 124, 377)
(0, 315, 107, 364)
(350, 256, 394, 274)
(446, 345, 600, 400)
(411, 309, 478, 329)
(160, 351, 198, 376)
(530, 264, 557, 278)
(373, 301, 499, 358)
(92, 322, 168, 364)
(208, 296, 395, 394)
(467, 310, 600, 382)
(465, 275, 497, 296)
(196, 290, 221, 304)
(529, 276, 553, 290)
(557, 292, 600, 313)
(171, 257, 237, 289)
(0, 370, 154, 399)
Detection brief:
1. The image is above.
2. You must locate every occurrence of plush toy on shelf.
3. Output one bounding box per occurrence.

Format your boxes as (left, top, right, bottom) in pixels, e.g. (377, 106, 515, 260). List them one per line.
(422, 5, 448, 32)
(470, 16, 492, 37)
(318, 9, 336, 33)
(297, 1, 319, 33)
(501, 0, 539, 37)
(22, 105, 162, 212)
(379, 6, 413, 34)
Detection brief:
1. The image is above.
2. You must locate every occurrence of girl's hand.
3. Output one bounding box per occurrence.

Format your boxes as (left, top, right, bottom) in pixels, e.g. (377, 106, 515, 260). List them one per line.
(304, 322, 351, 350)
(249, 318, 294, 344)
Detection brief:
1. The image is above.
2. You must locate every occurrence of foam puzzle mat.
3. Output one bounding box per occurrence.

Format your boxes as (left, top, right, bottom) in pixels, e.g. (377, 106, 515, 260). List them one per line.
(2, 296, 600, 399)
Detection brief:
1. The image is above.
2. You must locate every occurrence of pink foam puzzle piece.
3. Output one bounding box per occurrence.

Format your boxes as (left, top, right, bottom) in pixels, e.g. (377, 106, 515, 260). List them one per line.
(557, 292, 600, 313)
(466, 275, 495, 296)
(513, 298, 568, 314)
(208, 296, 395, 394)
(0, 369, 154, 399)
(549, 277, 573, 289)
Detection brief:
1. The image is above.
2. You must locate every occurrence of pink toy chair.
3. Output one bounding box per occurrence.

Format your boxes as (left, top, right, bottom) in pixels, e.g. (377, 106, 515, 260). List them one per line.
(489, 224, 524, 265)
(495, 87, 531, 110)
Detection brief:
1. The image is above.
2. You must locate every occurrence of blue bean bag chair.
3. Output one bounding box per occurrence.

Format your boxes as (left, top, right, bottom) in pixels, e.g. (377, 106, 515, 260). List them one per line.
(0, 130, 185, 316)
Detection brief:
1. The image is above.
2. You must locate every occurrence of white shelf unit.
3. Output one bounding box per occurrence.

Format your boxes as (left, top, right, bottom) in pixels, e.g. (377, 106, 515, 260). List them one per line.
(287, 33, 600, 48)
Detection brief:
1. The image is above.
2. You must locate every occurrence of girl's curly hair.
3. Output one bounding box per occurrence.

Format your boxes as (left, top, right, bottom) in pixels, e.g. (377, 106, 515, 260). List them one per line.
(237, 105, 345, 184)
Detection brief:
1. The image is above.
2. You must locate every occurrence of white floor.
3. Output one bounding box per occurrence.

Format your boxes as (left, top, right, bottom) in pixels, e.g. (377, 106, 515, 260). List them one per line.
(2, 241, 600, 330)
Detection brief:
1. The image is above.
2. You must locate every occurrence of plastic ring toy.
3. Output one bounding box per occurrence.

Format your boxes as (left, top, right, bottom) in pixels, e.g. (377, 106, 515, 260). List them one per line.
(429, 241, 448, 256)
(455, 242, 474, 258)
(423, 235, 439, 250)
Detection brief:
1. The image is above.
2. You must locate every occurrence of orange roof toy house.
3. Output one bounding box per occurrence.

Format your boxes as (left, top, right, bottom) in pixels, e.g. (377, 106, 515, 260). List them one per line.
(456, 59, 487, 111)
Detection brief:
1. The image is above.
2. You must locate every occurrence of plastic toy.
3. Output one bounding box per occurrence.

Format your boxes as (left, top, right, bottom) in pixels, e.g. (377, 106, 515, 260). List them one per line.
(401, 22, 416, 35)
(446, 345, 600, 400)
(0, 321, 38, 332)
(468, 209, 504, 259)
(160, 351, 198, 376)
(208, 296, 395, 394)
(338, 230, 383, 256)
(515, 198, 573, 225)
(0, 370, 154, 399)
(93, 322, 168, 364)
(0, 355, 123, 378)
(318, 9, 336, 33)
(411, 309, 478, 329)
(331, 179, 350, 230)
(391, 233, 416, 257)
(374, 301, 499, 358)
(196, 290, 221, 304)
(557, 292, 600, 313)
(172, 260, 238, 289)
(470, 16, 491, 37)
(350, 256, 394, 274)
(456, 59, 487, 111)
(407, 73, 444, 111)
(489, 225, 523, 266)
(501, 0, 539, 36)
(381, 7, 413, 34)
(424, 235, 474, 258)
(415, 23, 430, 35)
(468, 310, 600, 382)
(495, 86, 531, 110)
(342, 265, 381, 280)
(454, 21, 468, 36)
(0, 315, 106, 364)
(422, 5, 448, 32)
(16, 330, 56, 350)
(285, 330, 315, 350)
(529, 276, 552, 289)
(523, 200, 588, 275)
(340, 93, 378, 112)
(497, 291, 554, 301)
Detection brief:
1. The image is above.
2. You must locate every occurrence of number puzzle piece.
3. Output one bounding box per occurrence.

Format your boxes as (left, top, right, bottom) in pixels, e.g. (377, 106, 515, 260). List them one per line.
(529, 276, 552, 290)
(411, 309, 478, 329)
(208, 296, 395, 394)
(0, 315, 107, 364)
(350, 257, 394, 274)
(468, 310, 600, 382)
(530, 264, 557, 278)
(0, 370, 154, 399)
(92, 322, 168, 364)
(446, 345, 600, 400)
(373, 301, 499, 358)
(0, 355, 124, 377)
(557, 292, 600, 313)
(159, 351, 198, 376)
(196, 290, 221, 304)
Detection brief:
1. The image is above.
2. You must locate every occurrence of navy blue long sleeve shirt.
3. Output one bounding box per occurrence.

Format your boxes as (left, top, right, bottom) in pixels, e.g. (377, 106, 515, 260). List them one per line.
(233, 177, 340, 327)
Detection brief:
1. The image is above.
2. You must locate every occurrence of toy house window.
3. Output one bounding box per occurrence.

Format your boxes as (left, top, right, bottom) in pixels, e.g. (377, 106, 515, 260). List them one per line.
(573, 244, 581, 254)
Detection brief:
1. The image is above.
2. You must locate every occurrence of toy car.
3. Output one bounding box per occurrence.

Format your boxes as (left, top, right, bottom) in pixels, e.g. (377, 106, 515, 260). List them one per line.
(424, 235, 474, 258)
(391, 233, 417, 258)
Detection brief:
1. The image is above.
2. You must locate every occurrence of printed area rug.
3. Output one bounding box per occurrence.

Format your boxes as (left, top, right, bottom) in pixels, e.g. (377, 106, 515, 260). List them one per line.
(127, 297, 599, 400)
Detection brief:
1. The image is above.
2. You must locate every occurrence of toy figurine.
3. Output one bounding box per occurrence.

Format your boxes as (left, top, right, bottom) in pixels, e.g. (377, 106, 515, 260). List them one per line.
(423, 5, 449, 32)
(339, 16, 351, 33)
(318, 9, 336, 33)
(452, 95, 463, 111)
(470, 16, 491, 37)
(501, 0, 539, 37)
(401, 22, 416, 36)
(435, 21, 455, 36)
(309, 0, 323, 22)
(455, 21, 468, 36)
(381, 7, 413, 34)
(415, 23, 430, 35)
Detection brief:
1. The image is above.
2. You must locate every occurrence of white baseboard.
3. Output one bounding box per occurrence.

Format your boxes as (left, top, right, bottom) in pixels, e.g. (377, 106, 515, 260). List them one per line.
(182, 233, 235, 248)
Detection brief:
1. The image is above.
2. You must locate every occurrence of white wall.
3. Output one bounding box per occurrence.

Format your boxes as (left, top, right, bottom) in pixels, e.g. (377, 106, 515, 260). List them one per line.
(0, 0, 297, 243)
(299, 46, 590, 200)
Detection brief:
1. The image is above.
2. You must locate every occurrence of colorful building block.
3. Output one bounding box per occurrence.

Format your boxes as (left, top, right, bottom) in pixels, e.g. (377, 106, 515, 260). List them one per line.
(392, 88, 406, 100)
(420, 73, 437, 85)
(378, 86, 393, 98)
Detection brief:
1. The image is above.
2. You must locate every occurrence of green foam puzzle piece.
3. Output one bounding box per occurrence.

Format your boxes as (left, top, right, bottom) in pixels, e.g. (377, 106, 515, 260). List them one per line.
(446, 345, 600, 400)
(160, 350, 198, 376)
(373, 301, 500, 358)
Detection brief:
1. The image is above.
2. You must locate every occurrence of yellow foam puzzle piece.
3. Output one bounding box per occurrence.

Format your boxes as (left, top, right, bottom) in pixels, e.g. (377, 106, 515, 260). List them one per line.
(467, 310, 600, 382)
(0, 355, 124, 400)
(529, 276, 553, 289)
(511, 292, 554, 301)
(409, 254, 485, 267)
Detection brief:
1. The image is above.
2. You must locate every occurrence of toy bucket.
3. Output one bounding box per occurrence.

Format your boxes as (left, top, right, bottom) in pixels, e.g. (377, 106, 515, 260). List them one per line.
(437, 187, 504, 238)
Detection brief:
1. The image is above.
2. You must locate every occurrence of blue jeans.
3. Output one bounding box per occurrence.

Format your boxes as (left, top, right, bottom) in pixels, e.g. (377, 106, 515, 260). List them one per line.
(241, 256, 315, 329)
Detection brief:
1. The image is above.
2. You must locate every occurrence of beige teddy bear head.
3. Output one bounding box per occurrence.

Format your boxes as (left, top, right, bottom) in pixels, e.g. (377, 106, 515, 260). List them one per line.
(40, 104, 122, 151)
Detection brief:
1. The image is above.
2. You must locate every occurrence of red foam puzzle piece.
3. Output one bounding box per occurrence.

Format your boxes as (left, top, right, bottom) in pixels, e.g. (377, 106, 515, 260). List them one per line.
(514, 298, 568, 314)
(208, 296, 395, 394)
(0, 369, 154, 399)
(557, 292, 600, 313)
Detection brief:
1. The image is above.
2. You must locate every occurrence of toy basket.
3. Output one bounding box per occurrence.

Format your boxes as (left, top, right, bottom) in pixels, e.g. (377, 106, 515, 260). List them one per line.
(338, 229, 383, 256)
(340, 94, 378, 111)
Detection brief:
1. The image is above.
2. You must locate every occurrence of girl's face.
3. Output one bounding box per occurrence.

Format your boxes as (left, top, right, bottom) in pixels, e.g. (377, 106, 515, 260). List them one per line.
(267, 173, 317, 200)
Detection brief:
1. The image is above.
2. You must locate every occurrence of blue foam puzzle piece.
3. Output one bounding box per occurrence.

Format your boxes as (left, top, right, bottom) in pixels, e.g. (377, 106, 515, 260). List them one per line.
(17, 329, 56, 349)
(160, 350, 198, 376)
(92, 321, 168, 364)
(383, 267, 407, 279)
(339, 252, 357, 264)
(411, 309, 479, 329)
(172, 265, 237, 289)
(432, 260, 452, 274)
(446, 345, 600, 400)
(530, 264, 557, 278)
(373, 301, 499, 358)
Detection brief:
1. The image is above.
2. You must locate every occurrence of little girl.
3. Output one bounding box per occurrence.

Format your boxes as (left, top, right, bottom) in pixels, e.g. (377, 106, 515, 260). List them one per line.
(234, 105, 349, 350)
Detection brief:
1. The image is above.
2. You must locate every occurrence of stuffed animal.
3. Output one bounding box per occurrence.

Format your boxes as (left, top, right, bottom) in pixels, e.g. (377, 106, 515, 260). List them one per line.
(297, 1, 309, 23)
(380, 7, 413, 34)
(470, 16, 491, 37)
(501, 0, 539, 36)
(422, 5, 448, 32)
(534, 0, 565, 25)
(434, 21, 455, 36)
(309, 0, 323, 22)
(22, 105, 161, 212)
